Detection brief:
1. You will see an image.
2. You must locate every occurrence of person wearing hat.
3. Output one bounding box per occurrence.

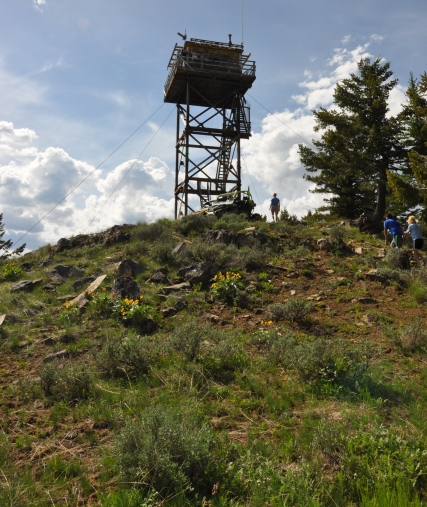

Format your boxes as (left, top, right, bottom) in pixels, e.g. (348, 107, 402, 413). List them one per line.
(404, 215, 424, 265)
(384, 213, 403, 248)
(270, 193, 280, 223)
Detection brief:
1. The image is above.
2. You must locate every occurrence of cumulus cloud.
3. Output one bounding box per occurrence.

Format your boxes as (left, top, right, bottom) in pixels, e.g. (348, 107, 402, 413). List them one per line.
(0, 122, 174, 250)
(33, 0, 47, 11)
(242, 37, 401, 220)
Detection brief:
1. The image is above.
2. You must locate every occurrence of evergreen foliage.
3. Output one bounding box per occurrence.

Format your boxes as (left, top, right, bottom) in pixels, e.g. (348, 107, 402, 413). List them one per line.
(299, 58, 406, 220)
(0, 213, 25, 260)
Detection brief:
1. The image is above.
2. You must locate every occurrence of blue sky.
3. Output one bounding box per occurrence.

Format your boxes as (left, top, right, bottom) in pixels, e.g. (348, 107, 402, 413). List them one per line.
(1, 0, 427, 250)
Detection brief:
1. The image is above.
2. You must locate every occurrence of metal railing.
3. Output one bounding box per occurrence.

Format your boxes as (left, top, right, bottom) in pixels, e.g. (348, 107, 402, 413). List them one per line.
(164, 53, 256, 98)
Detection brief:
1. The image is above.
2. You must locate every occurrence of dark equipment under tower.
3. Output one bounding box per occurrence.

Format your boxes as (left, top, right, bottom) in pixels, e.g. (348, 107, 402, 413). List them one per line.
(164, 36, 256, 218)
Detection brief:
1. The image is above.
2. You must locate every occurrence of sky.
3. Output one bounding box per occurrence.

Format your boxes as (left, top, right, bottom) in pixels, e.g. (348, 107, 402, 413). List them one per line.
(1, 0, 427, 250)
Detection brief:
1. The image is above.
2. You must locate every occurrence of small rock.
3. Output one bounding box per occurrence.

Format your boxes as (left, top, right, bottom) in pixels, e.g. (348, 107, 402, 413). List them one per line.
(43, 284, 57, 292)
(290, 290, 297, 296)
(21, 262, 33, 271)
(253, 308, 264, 315)
(172, 242, 188, 256)
(159, 282, 191, 295)
(365, 269, 388, 285)
(148, 271, 169, 284)
(354, 247, 366, 255)
(43, 350, 68, 363)
(208, 314, 220, 323)
(41, 337, 57, 346)
(39, 257, 54, 267)
(242, 314, 251, 319)
(361, 313, 378, 324)
(10, 279, 43, 293)
(351, 297, 377, 304)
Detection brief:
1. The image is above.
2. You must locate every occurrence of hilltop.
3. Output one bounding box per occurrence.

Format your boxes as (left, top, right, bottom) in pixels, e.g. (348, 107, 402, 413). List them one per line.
(1, 213, 427, 507)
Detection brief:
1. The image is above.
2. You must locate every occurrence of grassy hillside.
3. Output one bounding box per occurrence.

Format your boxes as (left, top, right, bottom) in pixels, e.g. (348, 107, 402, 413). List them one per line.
(1, 213, 427, 506)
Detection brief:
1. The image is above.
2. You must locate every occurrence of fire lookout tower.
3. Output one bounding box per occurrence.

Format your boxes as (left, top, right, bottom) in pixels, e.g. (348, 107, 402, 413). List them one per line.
(164, 35, 256, 218)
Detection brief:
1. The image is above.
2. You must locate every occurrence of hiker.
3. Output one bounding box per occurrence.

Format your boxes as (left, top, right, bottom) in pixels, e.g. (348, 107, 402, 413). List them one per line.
(404, 215, 424, 265)
(384, 213, 403, 248)
(270, 193, 280, 223)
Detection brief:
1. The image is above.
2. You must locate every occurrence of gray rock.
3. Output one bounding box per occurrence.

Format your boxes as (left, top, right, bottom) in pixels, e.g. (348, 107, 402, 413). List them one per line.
(73, 277, 95, 291)
(204, 229, 232, 245)
(10, 279, 43, 293)
(39, 257, 54, 267)
(177, 262, 218, 286)
(159, 282, 191, 295)
(56, 238, 70, 252)
(50, 265, 84, 280)
(362, 313, 378, 325)
(117, 259, 144, 277)
(351, 297, 378, 304)
(43, 284, 57, 292)
(43, 349, 68, 363)
(148, 270, 169, 284)
(111, 276, 140, 300)
(21, 262, 34, 271)
(172, 242, 188, 256)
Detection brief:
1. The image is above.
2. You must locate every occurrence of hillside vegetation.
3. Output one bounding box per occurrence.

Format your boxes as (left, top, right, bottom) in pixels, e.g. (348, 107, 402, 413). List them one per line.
(1, 213, 427, 506)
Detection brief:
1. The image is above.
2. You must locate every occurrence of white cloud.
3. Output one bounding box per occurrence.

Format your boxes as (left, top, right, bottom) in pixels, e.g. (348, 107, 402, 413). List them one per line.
(0, 122, 175, 250)
(33, 0, 47, 11)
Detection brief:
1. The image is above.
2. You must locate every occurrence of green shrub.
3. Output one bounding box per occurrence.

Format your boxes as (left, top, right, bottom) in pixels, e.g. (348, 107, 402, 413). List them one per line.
(172, 319, 217, 361)
(115, 405, 215, 497)
(176, 214, 216, 236)
(39, 362, 94, 403)
(408, 279, 427, 303)
(279, 208, 299, 224)
(189, 239, 238, 267)
(268, 298, 313, 323)
(394, 317, 427, 354)
(261, 332, 375, 388)
(199, 338, 248, 377)
(0, 262, 23, 281)
(56, 303, 80, 329)
(96, 333, 161, 379)
(213, 213, 250, 234)
(134, 220, 173, 242)
(89, 290, 114, 317)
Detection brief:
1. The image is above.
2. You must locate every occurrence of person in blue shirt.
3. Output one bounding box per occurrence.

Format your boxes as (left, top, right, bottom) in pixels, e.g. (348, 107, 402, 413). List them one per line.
(270, 193, 280, 222)
(384, 212, 403, 248)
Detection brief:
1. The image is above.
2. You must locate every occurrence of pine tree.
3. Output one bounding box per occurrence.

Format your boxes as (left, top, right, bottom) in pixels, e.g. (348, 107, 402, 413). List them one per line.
(388, 72, 427, 220)
(0, 214, 26, 260)
(299, 57, 406, 220)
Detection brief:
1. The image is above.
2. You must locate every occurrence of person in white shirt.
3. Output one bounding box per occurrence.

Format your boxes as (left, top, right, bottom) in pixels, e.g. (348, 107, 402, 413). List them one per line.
(403, 215, 424, 265)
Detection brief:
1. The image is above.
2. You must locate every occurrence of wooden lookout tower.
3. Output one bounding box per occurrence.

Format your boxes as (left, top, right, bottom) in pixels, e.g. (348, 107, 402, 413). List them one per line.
(164, 35, 256, 218)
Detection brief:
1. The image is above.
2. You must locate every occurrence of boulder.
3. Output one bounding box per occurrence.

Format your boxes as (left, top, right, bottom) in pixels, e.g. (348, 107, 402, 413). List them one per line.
(73, 277, 95, 291)
(204, 229, 232, 245)
(111, 277, 140, 301)
(39, 257, 55, 267)
(351, 297, 378, 304)
(21, 262, 34, 271)
(117, 259, 144, 277)
(50, 265, 84, 279)
(56, 238, 71, 252)
(177, 263, 219, 286)
(10, 279, 43, 293)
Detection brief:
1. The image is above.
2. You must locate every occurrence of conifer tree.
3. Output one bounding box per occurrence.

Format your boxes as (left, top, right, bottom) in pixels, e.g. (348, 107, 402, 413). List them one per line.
(0, 214, 25, 260)
(299, 57, 406, 220)
(388, 72, 427, 220)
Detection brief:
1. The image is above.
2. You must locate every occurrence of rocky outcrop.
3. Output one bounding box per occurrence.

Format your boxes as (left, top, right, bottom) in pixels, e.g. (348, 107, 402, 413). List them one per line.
(49, 265, 84, 280)
(56, 224, 135, 252)
(111, 277, 140, 300)
(117, 259, 144, 277)
(10, 279, 43, 293)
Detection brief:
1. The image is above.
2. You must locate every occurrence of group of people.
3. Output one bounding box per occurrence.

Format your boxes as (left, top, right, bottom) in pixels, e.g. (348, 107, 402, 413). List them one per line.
(270, 193, 424, 265)
(384, 213, 424, 264)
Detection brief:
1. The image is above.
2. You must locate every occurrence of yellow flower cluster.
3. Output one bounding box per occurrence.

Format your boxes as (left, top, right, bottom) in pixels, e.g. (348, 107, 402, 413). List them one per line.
(211, 271, 242, 288)
(260, 320, 273, 326)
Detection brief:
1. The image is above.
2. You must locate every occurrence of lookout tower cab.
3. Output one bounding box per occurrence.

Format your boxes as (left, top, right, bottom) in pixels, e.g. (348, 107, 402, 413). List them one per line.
(164, 36, 256, 218)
